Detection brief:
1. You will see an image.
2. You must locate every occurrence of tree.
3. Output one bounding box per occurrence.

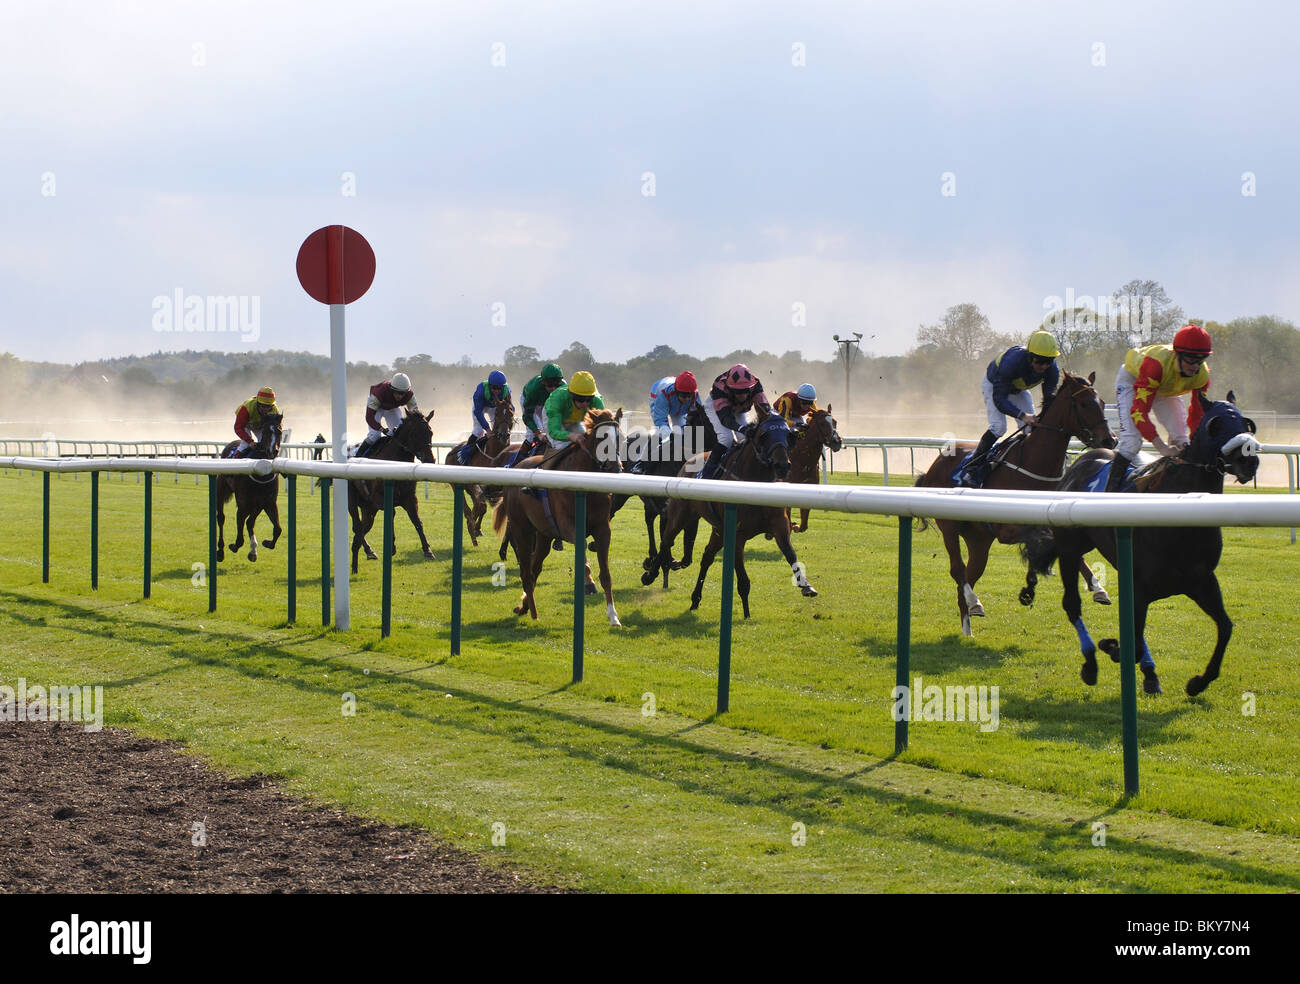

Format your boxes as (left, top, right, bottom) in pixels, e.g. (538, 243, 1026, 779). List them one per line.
(503, 345, 541, 369)
(1040, 308, 1109, 360)
(642, 344, 679, 361)
(1110, 279, 1184, 346)
(557, 340, 594, 368)
(916, 303, 996, 363)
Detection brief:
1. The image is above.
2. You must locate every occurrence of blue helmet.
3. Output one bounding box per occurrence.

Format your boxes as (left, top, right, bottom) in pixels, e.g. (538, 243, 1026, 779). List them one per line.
(796, 383, 817, 402)
(488, 370, 507, 387)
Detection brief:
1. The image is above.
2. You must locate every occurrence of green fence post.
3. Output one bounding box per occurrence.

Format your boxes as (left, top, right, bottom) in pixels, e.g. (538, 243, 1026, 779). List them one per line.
(451, 484, 463, 655)
(717, 502, 738, 714)
(382, 480, 394, 638)
(91, 470, 99, 590)
(573, 491, 587, 683)
(143, 470, 152, 598)
(1117, 526, 1139, 796)
(42, 471, 50, 584)
(321, 478, 330, 627)
(207, 475, 217, 612)
(287, 473, 296, 624)
(896, 514, 912, 753)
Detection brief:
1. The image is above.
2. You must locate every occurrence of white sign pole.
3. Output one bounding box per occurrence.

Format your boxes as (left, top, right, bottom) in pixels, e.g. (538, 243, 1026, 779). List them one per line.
(330, 301, 350, 630)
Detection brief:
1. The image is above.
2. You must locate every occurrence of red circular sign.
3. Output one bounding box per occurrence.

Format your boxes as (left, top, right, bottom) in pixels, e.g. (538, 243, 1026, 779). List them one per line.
(296, 225, 376, 305)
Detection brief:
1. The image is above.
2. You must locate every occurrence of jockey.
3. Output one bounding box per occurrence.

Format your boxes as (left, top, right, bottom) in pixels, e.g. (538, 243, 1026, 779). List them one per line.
(774, 383, 820, 427)
(699, 363, 772, 479)
(230, 387, 280, 457)
(457, 370, 513, 465)
(544, 370, 604, 449)
(1106, 324, 1212, 492)
(961, 329, 1061, 487)
(508, 364, 566, 466)
(357, 373, 420, 458)
(632, 371, 701, 473)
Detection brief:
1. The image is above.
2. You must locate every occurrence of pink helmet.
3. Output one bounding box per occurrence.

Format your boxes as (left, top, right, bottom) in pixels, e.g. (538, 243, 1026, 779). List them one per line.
(725, 364, 757, 390)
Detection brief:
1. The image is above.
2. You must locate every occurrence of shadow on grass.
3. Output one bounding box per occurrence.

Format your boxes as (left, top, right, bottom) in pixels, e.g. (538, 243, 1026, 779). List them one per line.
(3, 584, 1297, 891)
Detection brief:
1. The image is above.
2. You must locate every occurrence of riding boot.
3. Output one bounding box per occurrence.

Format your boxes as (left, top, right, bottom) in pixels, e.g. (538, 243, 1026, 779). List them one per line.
(699, 443, 727, 480)
(457, 440, 477, 466)
(354, 437, 374, 459)
(1104, 453, 1131, 493)
(960, 430, 997, 487)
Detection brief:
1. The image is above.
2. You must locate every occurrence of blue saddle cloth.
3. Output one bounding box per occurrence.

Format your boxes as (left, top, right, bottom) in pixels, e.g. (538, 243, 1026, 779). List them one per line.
(1085, 460, 1136, 493)
(949, 451, 977, 486)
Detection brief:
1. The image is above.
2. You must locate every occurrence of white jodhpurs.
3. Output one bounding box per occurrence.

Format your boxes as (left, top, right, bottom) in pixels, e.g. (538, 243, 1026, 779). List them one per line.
(1114, 367, 1189, 459)
(980, 376, 1034, 438)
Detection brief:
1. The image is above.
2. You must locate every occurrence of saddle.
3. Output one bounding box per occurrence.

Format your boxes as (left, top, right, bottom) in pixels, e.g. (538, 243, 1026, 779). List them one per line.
(1129, 455, 1179, 493)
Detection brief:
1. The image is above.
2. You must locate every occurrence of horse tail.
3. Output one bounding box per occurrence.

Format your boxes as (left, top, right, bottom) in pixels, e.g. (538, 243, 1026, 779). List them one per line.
(492, 498, 508, 537)
(1019, 526, 1058, 577)
(913, 474, 933, 533)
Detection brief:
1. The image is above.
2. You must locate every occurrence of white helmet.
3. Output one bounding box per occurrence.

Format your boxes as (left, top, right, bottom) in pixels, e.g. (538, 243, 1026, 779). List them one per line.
(391, 373, 411, 392)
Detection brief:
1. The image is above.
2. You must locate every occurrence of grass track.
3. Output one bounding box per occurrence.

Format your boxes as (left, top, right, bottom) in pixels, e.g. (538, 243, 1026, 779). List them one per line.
(2, 466, 1299, 892)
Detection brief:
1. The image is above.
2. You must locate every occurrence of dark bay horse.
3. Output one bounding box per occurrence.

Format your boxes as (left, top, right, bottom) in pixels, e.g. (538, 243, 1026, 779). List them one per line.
(1020, 391, 1259, 697)
(915, 371, 1114, 636)
(642, 410, 817, 619)
(348, 410, 438, 573)
(783, 406, 843, 533)
(611, 402, 717, 569)
(217, 415, 283, 563)
(492, 408, 625, 626)
(448, 401, 516, 547)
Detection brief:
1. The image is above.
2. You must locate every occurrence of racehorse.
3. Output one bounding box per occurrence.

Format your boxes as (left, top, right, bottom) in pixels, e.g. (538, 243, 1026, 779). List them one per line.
(1019, 390, 1259, 697)
(217, 415, 283, 563)
(641, 409, 817, 619)
(447, 401, 516, 546)
(492, 408, 624, 626)
(347, 410, 438, 573)
(783, 406, 843, 533)
(914, 371, 1115, 636)
(610, 402, 718, 569)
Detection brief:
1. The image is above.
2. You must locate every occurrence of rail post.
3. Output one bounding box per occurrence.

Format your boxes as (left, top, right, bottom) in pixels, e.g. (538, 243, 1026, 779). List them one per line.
(91, 470, 99, 590)
(451, 484, 463, 655)
(895, 514, 912, 753)
(320, 477, 330, 626)
(143, 470, 152, 598)
(207, 475, 216, 612)
(287, 474, 296, 623)
(381, 479, 394, 638)
(717, 502, 738, 714)
(573, 491, 586, 683)
(42, 471, 50, 583)
(1117, 526, 1140, 796)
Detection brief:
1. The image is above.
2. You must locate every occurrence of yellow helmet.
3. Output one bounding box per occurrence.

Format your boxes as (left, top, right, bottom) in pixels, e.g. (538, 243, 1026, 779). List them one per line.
(256, 386, 276, 405)
(1026, 330, 1060, 359)
(569, 371, 598, 397)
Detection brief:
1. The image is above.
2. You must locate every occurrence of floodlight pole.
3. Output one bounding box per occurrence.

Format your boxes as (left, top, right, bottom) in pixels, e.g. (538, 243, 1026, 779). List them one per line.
(833, 334, 862, 426)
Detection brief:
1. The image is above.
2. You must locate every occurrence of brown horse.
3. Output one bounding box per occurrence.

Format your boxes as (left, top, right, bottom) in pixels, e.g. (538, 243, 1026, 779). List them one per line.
(447, 401, 516, 546)
(914, 371, 1114, 636)
(783, 406, 843, 533)
(348, 410, 438, 573)
(217, 415, 283, 563)
(641, 410, 817, 619)
(492, 409, 624, 625)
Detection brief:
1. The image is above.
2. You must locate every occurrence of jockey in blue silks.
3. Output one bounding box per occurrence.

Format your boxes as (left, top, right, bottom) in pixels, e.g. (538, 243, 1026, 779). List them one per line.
(458, 370, 512, 465)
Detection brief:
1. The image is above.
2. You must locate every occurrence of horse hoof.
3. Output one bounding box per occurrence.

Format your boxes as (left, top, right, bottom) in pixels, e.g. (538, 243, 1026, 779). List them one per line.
(801, 586, 818, 597)
(1099, 638, 1120, 663)
(1018, 587, 1035, 607)
(262, 539, 275, 549)
(513, 605, 527, 616)
(969, 604, 985, 618)
(642, 557, 655, 571)
(670, 560, 688, 571)
(1093, 589, 1112, 605)
(584, 583, 596, 596)
(1081, 661, 1098, 686)
(689, 599, 701, 611)
(1186, 675, 1207, 697)
(640, 570, 657, 586)
(423, 549, 435, 559)
(216, 550, 225, 562)
(248, 553, 257, 563)
(1143, 672, 1164, 696)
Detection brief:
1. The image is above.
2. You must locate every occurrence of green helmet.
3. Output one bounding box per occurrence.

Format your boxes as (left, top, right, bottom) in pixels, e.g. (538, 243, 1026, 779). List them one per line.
(541, 363, 563, 381)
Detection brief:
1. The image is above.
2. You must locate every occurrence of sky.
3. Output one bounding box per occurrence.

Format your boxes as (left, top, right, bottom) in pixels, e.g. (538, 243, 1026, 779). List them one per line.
(2, 0, 1299, 368)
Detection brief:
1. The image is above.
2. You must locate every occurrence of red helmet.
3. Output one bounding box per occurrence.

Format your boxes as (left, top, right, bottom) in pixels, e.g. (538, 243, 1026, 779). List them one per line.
(674, 371, 697, 394)
(1173, 324, 1213, 356)
(725, 364, 757, 390)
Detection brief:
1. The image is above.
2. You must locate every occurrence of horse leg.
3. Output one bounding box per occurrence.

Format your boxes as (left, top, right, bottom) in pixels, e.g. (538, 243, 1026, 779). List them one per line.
(1057, 536, 1098, 685)
(463, 487, 480, 548)
(772, 517, 817, 599)
(642, 500, 683, 586)
(734, 543, 752, 619)
(592, 525, 621, 626)
(520, 530, 551, 620)
(261, 494, 282, 550)
(674, 512, 701, 571)
(940, 524, 972, 637)
(1184, 575, 1231, 697)
(1081, 559, 1111, 605)
(959, 530, 990, 620)
(1097, 595, 1163, 694)
(231, 501, 248, 556)
(792, 507, 810, 534)
(244, 504, 259, 562)
(401, 496, 437, 560)
(469, 486, 487, 542)
(689, 529, 725, 612)
(642, 500, 658, 568)
(216, 489, 227, 562)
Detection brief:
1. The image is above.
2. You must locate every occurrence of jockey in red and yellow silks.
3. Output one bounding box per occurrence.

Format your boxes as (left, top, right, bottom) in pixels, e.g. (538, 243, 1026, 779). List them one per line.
(230, 387, 280, 457)
(1107, 324, 1212, 492)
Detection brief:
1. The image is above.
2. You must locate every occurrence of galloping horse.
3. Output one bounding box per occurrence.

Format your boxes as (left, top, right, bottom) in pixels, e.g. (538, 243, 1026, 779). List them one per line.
(783, 406, 843, 533)
(217, 415, 283, 563)
(347, 410, 438, 573)
(492, 408, 625, 626)
(642, 409, 817, 619)
(1020, 391, 1258, 697)
(611, 402, 718, 569)
(915, 371, 1115, 636)
(447, 401, 516, 546)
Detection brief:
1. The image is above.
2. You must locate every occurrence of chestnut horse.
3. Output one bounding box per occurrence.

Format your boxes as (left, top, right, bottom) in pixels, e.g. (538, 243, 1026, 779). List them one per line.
(348, 410, 438, 573)
(641, 409, 817, 619)
(492, 408, 624, 626)
(447, 401, 516, 546)
(914, 371, 1114, 636)
(217, 415, 283, 563)
(783, 406, 843, 533)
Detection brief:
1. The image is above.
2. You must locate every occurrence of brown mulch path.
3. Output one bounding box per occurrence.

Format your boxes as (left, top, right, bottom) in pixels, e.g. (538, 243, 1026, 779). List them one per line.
(0, 722, 564, 893)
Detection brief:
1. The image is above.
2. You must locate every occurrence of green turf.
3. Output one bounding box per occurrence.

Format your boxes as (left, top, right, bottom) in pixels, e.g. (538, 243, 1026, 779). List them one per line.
(2, 465, 1299, 892)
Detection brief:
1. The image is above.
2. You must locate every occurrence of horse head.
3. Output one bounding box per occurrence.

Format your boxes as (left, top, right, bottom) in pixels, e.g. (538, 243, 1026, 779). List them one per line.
(805, 406, 843, 453)
(395, 410, 436, 464)
(253, 414, 284, 459)
(1189, 390, 1259, 484)
(1048, 372, 1115, 450)
(752, 409, 793, 480)
(582, 407, 624, 474)
(493, 401, 515, 441)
